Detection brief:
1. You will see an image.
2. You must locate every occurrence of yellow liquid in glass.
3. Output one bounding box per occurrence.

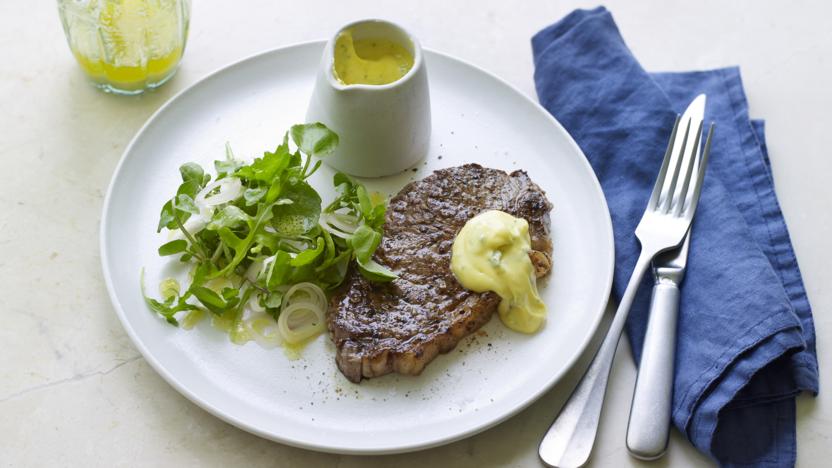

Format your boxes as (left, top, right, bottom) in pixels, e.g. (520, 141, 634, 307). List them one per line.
(59, 0, 188, 94)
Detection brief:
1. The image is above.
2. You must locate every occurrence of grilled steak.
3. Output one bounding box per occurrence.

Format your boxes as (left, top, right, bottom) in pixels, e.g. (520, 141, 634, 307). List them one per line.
(328, 164, 553, 383)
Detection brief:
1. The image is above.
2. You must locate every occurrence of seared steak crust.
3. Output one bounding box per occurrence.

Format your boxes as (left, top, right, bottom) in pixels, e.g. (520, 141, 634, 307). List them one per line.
(328, 164, 553, 382)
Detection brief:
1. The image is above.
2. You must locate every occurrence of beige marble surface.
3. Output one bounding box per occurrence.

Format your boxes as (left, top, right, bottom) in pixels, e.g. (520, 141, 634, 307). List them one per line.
(1, 0, 829, 466)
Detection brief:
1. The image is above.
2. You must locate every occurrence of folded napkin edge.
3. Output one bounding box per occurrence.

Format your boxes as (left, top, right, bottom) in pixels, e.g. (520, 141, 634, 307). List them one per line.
(531, 6, 610, 67)
(685, 323, 806, 459)
(655, 65, 820, 392)
(675, 306, 804, 428)
(719, 66, 818, 364)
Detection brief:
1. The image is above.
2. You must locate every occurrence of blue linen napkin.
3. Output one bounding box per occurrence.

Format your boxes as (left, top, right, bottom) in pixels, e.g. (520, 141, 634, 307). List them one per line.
(532, 7, 818, 467)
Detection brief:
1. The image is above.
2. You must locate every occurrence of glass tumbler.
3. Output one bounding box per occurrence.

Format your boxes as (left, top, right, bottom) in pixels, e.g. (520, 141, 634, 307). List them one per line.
(57, 0, 191, 95)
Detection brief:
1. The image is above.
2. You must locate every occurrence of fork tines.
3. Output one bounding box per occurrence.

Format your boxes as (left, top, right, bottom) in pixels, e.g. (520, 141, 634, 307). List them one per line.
(648, 115, 715, 220)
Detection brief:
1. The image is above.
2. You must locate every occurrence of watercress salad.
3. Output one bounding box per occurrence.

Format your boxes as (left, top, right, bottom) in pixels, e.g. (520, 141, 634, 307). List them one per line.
(142, 123, 396, 346)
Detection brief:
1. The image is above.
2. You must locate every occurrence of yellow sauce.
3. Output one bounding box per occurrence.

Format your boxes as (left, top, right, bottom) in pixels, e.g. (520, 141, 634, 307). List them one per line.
(333, 30, 413, 85)
(451, 210, 547, 333)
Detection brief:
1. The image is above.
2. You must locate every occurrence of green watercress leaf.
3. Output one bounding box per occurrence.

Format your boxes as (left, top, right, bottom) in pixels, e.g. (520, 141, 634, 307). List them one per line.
(321, 229, 335, 264)
(263, 292, 284, 320)
(271, 182, 321, 236)
(265, 250, 293, 288)
(333, 172, 352, 192)
(350, 225, 381, 264)
(158, 200, 176, 232)
(235, 144, 291, 183)
(290, 237, 325, 266)
(357, 258, 397, 282)
(305, 159, 323, 179)
(264, 177, 284, 204)
(175, 193, 200, 215)
(176, 178, 201, 198)
(290, 123, 339, 157)
(179, 162, 204, 185)
(264, 291, 283, 309)
(356, 185, 372, 219)
(140, 269, 197, 326)
(215, 159, 242, 178)
(207, 205, 250, 231)
(190, 286, 230, 315)
(158, 239, 188, 256)
(243, 186, 267, 206)
(221, 287, 239, 302)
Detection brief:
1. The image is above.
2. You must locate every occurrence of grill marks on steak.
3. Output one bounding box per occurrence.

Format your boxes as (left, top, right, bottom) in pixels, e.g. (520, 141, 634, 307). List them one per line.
(328, 164, 553, 383)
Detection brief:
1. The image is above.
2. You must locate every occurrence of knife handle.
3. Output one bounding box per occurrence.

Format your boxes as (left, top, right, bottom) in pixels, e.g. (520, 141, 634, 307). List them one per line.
(626, 280, 680, 460)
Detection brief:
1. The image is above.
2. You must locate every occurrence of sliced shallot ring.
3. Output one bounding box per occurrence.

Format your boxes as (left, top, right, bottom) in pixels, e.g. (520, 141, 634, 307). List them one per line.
(277, 302, 326, 344)
(320, 212, 360, 233)
(195, 177, 243, 207)
(247, 314, 282, 348)
(283, 282, 327, 311)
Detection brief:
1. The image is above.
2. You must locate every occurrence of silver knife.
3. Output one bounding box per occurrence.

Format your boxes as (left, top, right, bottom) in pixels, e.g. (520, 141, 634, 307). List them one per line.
(625, 94, 706, 460)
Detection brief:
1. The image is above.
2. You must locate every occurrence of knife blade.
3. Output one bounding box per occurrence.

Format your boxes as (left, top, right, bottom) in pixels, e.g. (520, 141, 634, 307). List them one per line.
(625, 94, 706, 460)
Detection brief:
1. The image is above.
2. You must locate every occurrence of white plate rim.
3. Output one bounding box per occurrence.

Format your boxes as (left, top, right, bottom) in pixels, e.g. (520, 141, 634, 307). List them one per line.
(100, 40, 615, 455)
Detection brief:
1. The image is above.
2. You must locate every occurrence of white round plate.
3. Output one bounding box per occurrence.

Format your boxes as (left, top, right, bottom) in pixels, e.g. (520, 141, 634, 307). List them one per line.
(101, 42, 614, 455)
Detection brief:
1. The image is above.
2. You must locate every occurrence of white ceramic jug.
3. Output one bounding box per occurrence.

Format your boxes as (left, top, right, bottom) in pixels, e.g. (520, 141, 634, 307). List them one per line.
(306, 19, 431, 178)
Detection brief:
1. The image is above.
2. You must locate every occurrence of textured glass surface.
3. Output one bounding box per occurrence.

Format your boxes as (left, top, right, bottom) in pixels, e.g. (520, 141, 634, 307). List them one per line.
(58, 0, 191, 95)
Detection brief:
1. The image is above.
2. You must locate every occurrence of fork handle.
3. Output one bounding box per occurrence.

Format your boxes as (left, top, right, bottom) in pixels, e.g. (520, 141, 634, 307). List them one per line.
(626, 280, 679, 460)
(539, 253, 653, 468)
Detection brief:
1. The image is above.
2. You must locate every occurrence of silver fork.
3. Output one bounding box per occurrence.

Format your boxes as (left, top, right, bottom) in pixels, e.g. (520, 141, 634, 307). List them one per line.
(539, 116, 715, 468)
